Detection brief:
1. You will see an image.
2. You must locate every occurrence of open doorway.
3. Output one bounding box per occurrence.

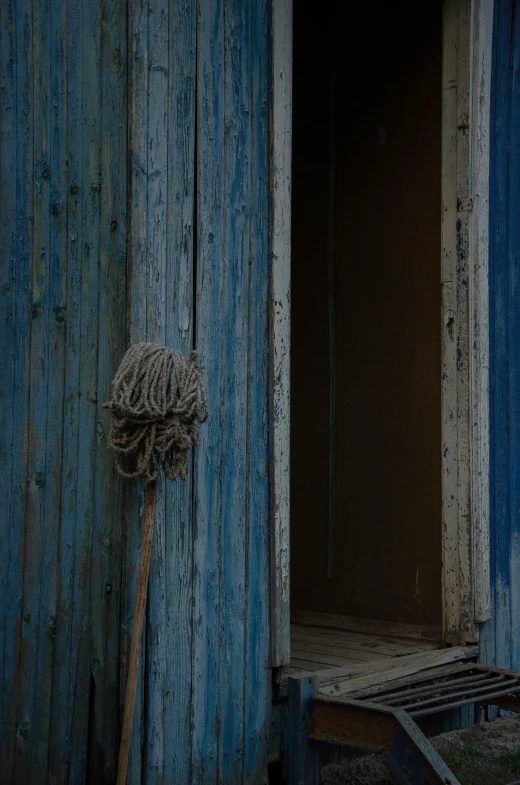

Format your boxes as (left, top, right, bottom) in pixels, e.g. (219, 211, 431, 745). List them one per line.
(290, 0, 443, 670)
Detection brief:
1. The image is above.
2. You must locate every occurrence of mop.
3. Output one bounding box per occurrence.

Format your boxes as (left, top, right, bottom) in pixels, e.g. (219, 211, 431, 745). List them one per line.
(104, 342, 208, 785)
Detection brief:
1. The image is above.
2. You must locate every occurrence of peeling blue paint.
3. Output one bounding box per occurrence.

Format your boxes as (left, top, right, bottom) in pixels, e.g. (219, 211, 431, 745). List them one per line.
(481, 0, 520, 675)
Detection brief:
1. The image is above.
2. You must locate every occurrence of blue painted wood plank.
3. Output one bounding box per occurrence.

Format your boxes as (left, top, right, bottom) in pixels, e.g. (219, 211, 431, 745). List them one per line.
(161, 2, 196, 781)
(288, 676, 319, 785)
(485, 0, 514, 673)
(0, 0, 32, 777)
(506, 0, 520, 674)
(143, 0, 169, 778)
(126, 0, 150, 780)
(217, 0, 252, 779)
(493, 0, 513, 672)
(0, 0, 17, 766)
(65, 0, 104, 775)
(46, 0, 87, 779)
(36, 0, 69, 777)
(88, 0, 128, 779)
(243, 1, 271, 780)
(15, 0, 58, 776)
(192, 1, 225, 781)
(0, 0, 16, 688)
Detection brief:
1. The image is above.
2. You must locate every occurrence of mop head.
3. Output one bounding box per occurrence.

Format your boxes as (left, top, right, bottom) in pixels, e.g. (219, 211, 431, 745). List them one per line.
(103, 342, 208, 484)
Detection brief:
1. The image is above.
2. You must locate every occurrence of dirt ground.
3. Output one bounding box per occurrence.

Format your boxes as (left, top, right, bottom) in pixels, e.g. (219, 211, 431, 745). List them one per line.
(320, 716, 520, 785)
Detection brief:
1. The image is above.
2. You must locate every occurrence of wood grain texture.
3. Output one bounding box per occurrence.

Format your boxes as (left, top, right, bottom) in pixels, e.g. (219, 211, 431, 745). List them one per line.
(481, 0, 520, 676)
(441, 0, 474, 643)
(161, 0, 197, 781)
(244, 2, 271, 780)
(141, 0, 169, 778)
(91, 0, 128, 777)
(287, 676, 319, 785)
(0, 0, 127, 780)
(126, 0, 149, 777)
(17, 0, 62, 777)
(191, 1, 225, 780)
(469, 0, 493, 625)
(1, 0, 274, 780)
(291, 611, 441, 644)
(0, 0, 33, 777)
(317, 646, 477, 695)
(270, 0, 292, 669)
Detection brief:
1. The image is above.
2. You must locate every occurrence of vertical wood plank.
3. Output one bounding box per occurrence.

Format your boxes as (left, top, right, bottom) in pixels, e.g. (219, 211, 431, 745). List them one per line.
(192, 1, 225, 781)
(441, 0, 475, 643)
(16, 0, 59, 775)
(454, 0, 473, 642)
(469, 0, 493, 626)
(243, 0, 271, 780)
(143, 0, 168, 778)
(505, 0, 520, 673)
(0, 0, 33, 776)
(88, 0, 128, 778)
(162, 0, 196, 782)
(70, 0, 104, 776)
(37, 0, 69, 776)
(0, 2, 16, 728)
(486, 0, 513, 672)
(270, 0, 292, 668)
(442, 0, 460, 643)
(287, 676, 319, 785)
(126, 0, 149, 778)
(217, 0, 252, 779)
(47, 0, 93, 778)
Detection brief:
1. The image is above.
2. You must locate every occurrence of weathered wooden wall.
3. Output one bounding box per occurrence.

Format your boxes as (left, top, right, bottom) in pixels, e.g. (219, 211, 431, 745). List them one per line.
(0, 0, 272, 782)
(481, 0, 520, 674)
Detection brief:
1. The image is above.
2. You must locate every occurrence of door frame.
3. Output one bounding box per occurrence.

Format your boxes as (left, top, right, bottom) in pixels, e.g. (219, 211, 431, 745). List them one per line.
(441, 0, 493, 643)
(269, 0, 493, 667)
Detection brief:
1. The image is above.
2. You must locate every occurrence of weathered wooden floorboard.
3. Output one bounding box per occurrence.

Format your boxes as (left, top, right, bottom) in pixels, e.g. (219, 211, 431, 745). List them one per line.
(317, 646, 477, 695)
(243, 1, 271, 780)
(192, 1, 225, 782)
(290, 627, 436, 655)
(291, 641, 390, 662)
(161, 1, 197, 781)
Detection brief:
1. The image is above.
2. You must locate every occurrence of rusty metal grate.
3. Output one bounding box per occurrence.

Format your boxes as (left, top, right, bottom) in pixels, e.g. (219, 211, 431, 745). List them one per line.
(345, 663, 520, 717)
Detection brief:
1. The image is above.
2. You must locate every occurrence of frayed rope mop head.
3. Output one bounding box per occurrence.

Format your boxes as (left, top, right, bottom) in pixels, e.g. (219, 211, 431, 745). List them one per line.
(103, 342, 208, 485)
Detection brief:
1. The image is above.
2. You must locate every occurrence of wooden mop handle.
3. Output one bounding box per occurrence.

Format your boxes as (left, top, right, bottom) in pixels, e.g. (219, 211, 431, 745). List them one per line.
(116, 481, 157, 785)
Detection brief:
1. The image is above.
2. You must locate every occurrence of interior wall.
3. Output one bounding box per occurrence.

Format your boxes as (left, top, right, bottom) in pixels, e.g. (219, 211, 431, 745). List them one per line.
(291, 0, 443, 627)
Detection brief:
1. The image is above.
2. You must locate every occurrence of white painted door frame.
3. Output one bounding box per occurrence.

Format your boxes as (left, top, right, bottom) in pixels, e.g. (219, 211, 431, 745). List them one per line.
(441, 0, 493, 644)
(270, 0, 493, 667)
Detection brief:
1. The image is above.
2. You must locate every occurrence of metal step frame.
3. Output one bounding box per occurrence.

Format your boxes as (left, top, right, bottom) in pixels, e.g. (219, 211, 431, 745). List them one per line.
(287, 664, 520, 785)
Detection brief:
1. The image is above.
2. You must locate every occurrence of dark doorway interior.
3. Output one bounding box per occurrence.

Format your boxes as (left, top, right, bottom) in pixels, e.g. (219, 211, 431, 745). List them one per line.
(290, 0, 443, 628)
